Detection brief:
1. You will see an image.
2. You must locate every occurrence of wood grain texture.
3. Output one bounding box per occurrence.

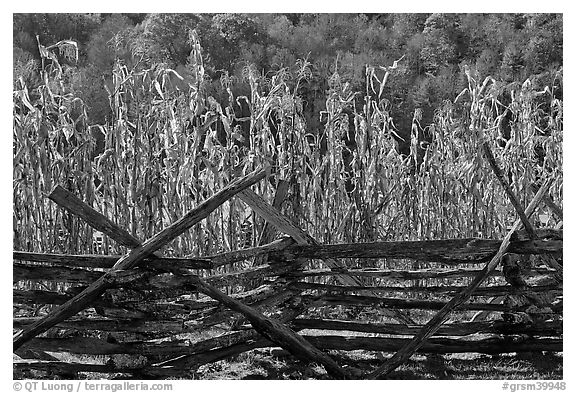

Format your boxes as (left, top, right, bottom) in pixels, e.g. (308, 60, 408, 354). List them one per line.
(271, 238, 562, 264)
(13, 251, 213, 270)
(290, 318, 562, 336)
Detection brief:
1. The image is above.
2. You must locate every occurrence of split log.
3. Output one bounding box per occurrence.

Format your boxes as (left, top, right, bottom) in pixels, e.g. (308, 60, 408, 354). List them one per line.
(14, 317, 186, 333)
(21, 335, 255, 357)
(206, 237, 295, 267)
(14, 252, 123, 269)
(304, 294, 555, 312)
(23, 337, 160, 355)
(16, 282, 559, 315)
(271, 239, 561, 264)
(13, 251, 213, 270)
(304, 335, 562, 354)
(515, 228, 562, 241)
(171, 284, 280, 311)
(12, 359, 191, 378)
(14, 264, 102, 284)
(289, 267, 499, 280)
(13, 290, 107, 307)
(367, 177, 553, 379)
(287, 267, 556, 280)
(238, 189, 316, 244)
(14, 266, 184, 294)
(290, 318, 563, 337)
(13, 360, 120, 374)
(13, 166, 268, 351)
(14, 259, 299, 288)
(15, 347, 62, 363)
(186, 330, 260, 354)
(203, 260, 298, 286)
(507, 240, 563, 256)
(92, 307, 149, 320)
(288, 282, 561, 297)
(12, 254, 296, 292)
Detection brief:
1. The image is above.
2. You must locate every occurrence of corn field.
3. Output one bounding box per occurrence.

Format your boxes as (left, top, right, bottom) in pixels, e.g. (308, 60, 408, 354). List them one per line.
(13, 35, 563, 265)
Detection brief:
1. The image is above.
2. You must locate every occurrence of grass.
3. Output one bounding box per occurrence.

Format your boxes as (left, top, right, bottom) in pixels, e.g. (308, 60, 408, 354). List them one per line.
(14, 348, 563, 380)
(188, 349, 563, 380)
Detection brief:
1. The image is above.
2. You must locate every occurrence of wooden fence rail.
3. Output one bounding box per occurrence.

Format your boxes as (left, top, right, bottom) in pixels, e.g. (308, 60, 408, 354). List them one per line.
(13, 251, 213, 269)
(271, 238, 562, 263)
(13, 172, 563, 380)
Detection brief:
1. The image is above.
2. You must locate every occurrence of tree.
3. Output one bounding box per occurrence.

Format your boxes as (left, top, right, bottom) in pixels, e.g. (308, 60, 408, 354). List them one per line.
(390, 13, 429, 44)
(207, 14, 266, 72)
(13, 13, 101, 62)
(420, 14, 459, 74)
(523, 14, 562, 75)
(86, 14, 135, 72)
(139, 14, 202, 65)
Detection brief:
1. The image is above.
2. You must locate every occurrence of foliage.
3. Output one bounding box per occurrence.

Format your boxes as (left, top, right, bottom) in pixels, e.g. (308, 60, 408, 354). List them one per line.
(137, 14, 203, 66)
(420, 14, 459, 74)
(13, 13, 563, 145)
(13, 13, 101, 61)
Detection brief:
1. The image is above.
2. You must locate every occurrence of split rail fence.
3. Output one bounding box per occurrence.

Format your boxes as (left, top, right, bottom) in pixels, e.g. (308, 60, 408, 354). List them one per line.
(13, 153, 563, 379)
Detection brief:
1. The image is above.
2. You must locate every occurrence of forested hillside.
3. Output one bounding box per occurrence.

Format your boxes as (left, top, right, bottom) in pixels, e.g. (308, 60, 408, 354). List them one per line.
(13, 13, 562, 151)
